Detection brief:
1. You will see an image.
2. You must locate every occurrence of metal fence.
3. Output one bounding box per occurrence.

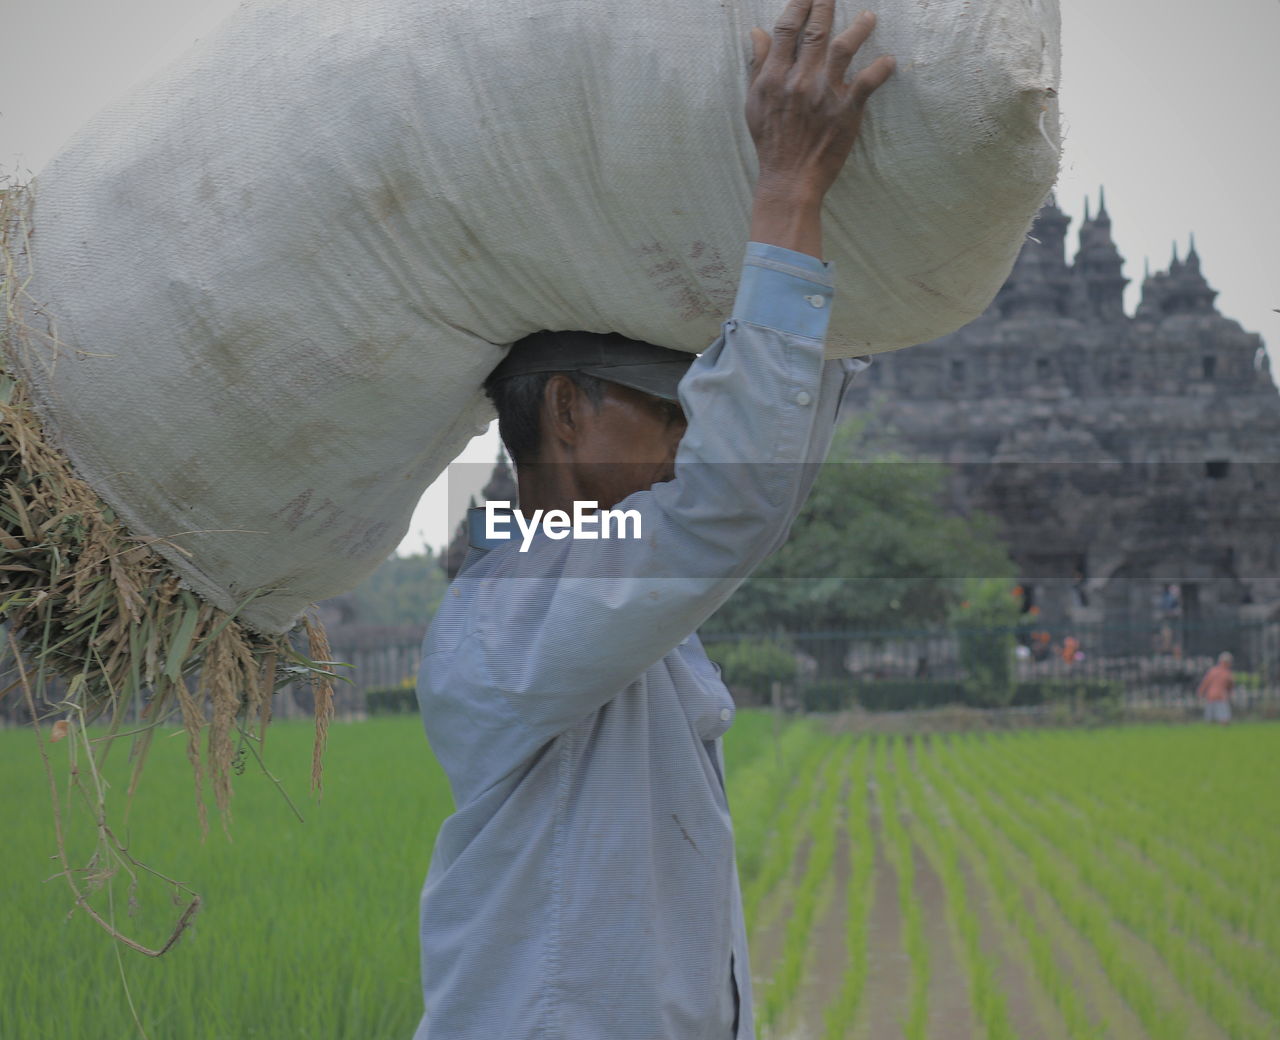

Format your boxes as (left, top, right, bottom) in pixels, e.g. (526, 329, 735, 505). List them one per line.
(6, 617, 1278, 725)
(774, 617, 1280, 714)
(323, 616, 1280, 714)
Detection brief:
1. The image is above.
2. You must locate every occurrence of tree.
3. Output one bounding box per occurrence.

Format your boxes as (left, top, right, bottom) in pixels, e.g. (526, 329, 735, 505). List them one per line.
(704, 421, 1015, 674)
(704, 638, 797, 704)
(949, 577, 1022, 706)
(339, 550, 449, 628)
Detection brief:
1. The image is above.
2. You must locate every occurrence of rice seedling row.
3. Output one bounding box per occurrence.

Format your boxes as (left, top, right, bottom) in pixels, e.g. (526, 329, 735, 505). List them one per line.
(995, 730, 1278, 917)
(5, 715, 1280, 1039)
(886, 735, 937, 1039)
(741, 732, 834, 935)
(896, 735, 1017, 1040)
(990, 732, 1280, 1017)
(947, 735, 1273, 1040)
(755, 736, 851, 1034)
(820, 737, 875, 1040)
(916, 735, 1106, 1040)
(729, 718, 827, 894)
(962, 732, 1274, 1029)
(993, 733, 1273, 942)
(947, 737, 1200, 1039)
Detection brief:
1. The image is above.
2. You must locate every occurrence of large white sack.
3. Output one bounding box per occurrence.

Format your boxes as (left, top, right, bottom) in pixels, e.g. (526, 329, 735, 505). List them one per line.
(8, 0, 1060, 634)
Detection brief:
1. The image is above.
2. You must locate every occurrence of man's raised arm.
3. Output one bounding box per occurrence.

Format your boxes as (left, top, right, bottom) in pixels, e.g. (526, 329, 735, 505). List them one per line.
(747, 3, 895, 258)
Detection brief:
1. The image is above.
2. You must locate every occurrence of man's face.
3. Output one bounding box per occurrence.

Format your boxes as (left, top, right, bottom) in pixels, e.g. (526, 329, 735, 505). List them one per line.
(570, 381, 687, 510)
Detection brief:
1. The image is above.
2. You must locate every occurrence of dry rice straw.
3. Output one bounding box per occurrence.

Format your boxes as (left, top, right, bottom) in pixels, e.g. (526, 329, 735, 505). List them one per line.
(2, 178, 338, 947)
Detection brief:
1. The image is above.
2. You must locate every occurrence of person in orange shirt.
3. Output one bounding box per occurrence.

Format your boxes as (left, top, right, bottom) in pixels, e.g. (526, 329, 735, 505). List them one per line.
(1197, 652, 1234, 724)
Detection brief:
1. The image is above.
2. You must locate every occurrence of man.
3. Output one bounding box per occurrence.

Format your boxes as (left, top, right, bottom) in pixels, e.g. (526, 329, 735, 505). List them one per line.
(414, 2, 895, 1037)
(1197, 651, 1234, 725)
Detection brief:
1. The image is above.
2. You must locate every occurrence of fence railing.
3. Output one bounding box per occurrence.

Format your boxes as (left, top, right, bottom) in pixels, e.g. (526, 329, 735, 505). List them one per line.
(6, 617, 1278, 724)
(743, 618, 1280, 713)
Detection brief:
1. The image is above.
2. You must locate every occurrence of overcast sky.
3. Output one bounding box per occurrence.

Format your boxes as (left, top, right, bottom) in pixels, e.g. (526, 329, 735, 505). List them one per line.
(3, 0, 1277, 555)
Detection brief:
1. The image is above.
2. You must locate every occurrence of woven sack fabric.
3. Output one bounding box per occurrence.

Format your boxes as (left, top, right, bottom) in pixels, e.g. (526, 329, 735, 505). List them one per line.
(8, 0, 1060, 632)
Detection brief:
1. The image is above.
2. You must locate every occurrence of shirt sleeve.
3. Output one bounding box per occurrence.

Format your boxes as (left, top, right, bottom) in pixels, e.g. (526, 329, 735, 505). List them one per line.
(428, 243, 866, 743)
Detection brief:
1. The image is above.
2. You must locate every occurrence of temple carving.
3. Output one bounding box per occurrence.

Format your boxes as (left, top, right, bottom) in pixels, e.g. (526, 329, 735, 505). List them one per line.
(845, 192, 1280, 646)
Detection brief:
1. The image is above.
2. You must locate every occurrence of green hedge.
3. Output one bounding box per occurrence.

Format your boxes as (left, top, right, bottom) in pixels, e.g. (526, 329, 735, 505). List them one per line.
(704, 639, 797, 701)
(1011, 680, 1123, 706)
(853, 679, 965, 712)
(797, 677, 1124, 713)
(799, 679, 966, 712)
(365, 685, 418, 715)
(800, 679, 858, 713)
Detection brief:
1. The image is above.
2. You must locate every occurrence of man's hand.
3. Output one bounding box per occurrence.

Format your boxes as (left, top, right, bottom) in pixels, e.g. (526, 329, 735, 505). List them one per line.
(746, 1, 895, 258)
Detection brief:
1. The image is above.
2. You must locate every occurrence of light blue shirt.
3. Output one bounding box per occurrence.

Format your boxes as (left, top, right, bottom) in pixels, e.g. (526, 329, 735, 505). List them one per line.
(415, 243, 867, 1040)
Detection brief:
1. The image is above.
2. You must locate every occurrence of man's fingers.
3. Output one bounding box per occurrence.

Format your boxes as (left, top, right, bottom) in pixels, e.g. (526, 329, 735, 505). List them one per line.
(763, 0, 814, 74)
(848, 53, 896, 105)
(795, 0, 836, 74)
(828, 10, 878, 88)
(749, 27, 771, 86)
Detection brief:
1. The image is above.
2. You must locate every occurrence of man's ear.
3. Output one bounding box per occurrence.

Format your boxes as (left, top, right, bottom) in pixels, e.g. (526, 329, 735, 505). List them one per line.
(543, 373, 584, 449)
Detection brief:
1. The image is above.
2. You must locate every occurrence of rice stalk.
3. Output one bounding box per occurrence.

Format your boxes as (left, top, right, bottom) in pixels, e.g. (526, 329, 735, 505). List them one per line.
(2, 176, 344, 948)
(303, 612, 336, 794)
(15, 633, 202, 958)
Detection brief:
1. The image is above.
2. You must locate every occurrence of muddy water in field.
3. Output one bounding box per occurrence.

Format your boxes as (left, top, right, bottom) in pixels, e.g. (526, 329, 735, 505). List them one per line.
(910, 840, 974, 1040)
(789, 776, 852, 1039)
(849, 774, 910, 1040)
(751, 830, 816, 993)
(954, 852, 1071, 1040)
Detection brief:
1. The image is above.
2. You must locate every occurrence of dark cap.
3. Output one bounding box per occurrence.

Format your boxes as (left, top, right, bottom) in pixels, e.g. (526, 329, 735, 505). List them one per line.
(487, 331, 694, 402)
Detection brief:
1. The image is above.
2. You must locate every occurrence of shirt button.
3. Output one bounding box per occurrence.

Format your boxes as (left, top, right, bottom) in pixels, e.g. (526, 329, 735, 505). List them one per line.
(804, 294, 826, 308)
(793, 390, 812, 407)
(719, 708, 731, 722)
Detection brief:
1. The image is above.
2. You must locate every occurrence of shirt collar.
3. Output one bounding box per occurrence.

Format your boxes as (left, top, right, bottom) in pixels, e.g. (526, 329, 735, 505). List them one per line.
(467, 504, 512, 553)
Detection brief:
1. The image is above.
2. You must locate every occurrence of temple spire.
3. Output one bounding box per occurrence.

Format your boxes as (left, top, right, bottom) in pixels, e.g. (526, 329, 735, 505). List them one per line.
(996, 195, 1072, 318)
(1070, 189, 1128, 322)
(1160, 232, 1217, 315)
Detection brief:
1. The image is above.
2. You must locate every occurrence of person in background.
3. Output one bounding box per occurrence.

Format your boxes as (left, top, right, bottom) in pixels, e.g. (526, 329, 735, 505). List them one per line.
(1197, 651, 1234, 725)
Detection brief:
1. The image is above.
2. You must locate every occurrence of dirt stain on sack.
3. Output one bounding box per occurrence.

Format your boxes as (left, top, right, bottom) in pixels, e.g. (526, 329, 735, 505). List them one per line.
(369, 168, 426, 225)
(633, 241, 735, 323)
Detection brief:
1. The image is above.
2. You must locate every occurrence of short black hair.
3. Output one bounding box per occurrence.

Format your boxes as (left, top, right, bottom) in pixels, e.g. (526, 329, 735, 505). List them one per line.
(483, 369, 607, 465)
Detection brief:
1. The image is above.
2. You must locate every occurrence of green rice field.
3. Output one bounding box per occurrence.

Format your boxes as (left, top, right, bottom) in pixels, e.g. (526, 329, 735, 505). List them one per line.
(2, 713, 1277, 1039)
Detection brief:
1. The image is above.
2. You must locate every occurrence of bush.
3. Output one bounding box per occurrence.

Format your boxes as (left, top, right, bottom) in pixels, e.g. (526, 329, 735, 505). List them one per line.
(800, 679, 858, 713)
(949, 580, 1022, 707)
(365, 684, 418, 715)
(852, 679, 967, 712)
(834, 678, 1122, 714)
(1011, 680, 1123, 707)
(705, 639, 797, 702)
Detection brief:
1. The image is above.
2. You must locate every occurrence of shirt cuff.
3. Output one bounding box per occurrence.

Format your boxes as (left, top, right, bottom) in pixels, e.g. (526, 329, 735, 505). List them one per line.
(731, 242, 835, 342)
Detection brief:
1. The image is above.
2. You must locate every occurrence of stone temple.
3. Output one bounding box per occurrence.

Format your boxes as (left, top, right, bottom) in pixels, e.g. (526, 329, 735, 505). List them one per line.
(844, 191, 1280, 648)
(442, 193, 1278, 653)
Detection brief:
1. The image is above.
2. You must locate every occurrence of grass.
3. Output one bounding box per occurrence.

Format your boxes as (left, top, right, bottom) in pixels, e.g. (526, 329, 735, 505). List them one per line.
(821, 738, 874, 1040)
(1, 717, 451, 1040)
(3, 713, 1279, 1039)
